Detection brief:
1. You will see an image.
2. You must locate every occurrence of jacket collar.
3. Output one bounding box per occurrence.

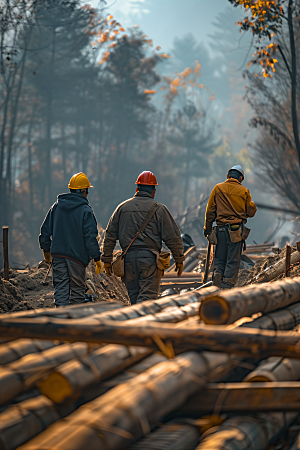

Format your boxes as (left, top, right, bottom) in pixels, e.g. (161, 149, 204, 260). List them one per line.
(225, 178, 241, 185)
(134, 191, 153, 198)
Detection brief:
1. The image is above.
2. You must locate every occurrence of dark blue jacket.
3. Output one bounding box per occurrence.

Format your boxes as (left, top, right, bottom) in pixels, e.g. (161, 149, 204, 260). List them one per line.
(39, 193, 101, 267)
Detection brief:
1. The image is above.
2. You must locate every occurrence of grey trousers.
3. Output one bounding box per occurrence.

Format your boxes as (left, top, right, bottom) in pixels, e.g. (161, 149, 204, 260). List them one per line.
(123, 249, 161, 305)
(213, 226, 243, 289)
(52, 257, 86, 307)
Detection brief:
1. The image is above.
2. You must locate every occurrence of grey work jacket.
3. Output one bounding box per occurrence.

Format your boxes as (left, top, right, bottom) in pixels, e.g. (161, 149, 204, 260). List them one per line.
(102, 191, 185, 264)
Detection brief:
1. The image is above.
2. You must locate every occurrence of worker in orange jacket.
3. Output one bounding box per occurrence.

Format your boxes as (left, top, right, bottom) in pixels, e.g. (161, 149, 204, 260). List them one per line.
(204, 165, 257, 289)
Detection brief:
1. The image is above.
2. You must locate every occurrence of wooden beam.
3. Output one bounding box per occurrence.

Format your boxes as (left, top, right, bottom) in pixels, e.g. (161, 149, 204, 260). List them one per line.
(286, 245, 292, 277)
(180, 382, 300, 414)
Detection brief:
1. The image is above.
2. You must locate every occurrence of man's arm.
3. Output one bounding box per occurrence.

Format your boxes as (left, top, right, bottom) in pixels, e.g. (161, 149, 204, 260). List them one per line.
(160, 206, 185, 263)
(83, 209, 101, 261)
(246, 190, 257, 218)
(101, 206, 120, 263)
(39, 207, 54, 252)
(204, 186, 217, 231)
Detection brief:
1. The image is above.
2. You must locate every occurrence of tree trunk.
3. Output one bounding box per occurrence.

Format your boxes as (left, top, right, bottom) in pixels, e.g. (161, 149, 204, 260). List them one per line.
(253, 248, 300, 283)
(288, 0, 300, 166)
(242, 300, 300, 331)
(200, 277, 300, 325)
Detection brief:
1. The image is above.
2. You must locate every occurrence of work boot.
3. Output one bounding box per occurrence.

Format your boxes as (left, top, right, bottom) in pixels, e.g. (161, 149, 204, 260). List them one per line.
(212, 272, 222, 289)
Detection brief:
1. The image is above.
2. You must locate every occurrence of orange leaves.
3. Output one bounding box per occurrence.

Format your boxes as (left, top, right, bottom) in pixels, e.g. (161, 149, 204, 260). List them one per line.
(198, 84, 204, 89)
(156, 46, 161, 51)
(209, 94, 216, 101)
(160, 86, 166, 91)
(182, 67, 192, 77)
(107, 14, 113, 20)
(171, 78, 180, 86)
(144, 89, 156, 94)
(247, 61, 252, 69)
(109, 42, 117, 48)
(98, 51, 109, 64)
(119, 27, 125, 32)
(169, 85, 178, 95)
(160, 54, 171, 58)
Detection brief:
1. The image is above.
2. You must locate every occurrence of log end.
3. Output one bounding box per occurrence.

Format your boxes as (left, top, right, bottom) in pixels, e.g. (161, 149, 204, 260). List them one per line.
(39, 372, 73, 403)
(199, 296, 229, 325)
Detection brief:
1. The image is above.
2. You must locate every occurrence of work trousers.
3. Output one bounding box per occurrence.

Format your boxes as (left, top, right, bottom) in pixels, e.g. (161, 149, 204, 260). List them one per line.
(123, 248, 161, 305)
(213, 226, 243, 289)
(52, 257, 86, 307)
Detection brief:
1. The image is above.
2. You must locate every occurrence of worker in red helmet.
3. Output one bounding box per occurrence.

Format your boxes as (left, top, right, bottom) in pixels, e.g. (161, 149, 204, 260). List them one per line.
(101, 171, 185, 304)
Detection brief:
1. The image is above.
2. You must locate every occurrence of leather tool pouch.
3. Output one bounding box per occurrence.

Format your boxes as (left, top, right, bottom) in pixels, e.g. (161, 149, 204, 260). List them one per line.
(207, 227, 218, 245)
(111, 202, 160, 277)
(111, 252, 125, 278)
(241, 225, 251, 241)
(228, 224, 242, 243)
(156, 251, 171, 271)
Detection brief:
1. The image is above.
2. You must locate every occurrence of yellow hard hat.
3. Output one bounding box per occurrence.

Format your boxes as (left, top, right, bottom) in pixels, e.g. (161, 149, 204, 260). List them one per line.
(68, 172, 93, 189)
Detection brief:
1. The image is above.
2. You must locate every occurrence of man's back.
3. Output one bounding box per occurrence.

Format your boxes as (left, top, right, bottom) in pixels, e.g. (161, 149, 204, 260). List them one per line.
(205, 178, 257, 228)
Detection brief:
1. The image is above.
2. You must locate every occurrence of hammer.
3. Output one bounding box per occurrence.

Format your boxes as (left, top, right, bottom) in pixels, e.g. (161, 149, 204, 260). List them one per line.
(41, 262, 52, 286)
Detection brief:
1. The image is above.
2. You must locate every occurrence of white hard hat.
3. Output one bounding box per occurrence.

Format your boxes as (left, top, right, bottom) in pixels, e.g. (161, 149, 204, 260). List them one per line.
(229, 165, 244, 180)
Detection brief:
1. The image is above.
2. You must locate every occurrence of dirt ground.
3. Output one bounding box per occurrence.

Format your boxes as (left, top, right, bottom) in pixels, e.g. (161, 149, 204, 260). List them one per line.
(0, 260, 130, 314)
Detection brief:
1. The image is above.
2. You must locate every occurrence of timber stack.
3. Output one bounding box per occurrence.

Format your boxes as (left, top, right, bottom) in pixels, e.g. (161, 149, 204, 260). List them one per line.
(3, 260, 300, 448)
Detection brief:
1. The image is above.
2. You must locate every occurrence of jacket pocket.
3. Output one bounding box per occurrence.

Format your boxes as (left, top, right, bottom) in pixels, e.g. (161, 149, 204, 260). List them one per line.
(241, 225, 251, 241)
(228, 226, 242, 243)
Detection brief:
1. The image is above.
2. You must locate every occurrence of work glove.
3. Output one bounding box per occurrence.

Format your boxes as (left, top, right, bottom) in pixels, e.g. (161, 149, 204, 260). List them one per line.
(95, 260, 104, 274)
(104, 262, 112, 277)
(43, 250, 51, 264)
(204, 229, 212, 238)
(175, 262, 184, 277)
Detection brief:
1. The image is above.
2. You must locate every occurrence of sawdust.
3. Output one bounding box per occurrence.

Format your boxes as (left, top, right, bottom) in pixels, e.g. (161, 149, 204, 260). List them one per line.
(0, 260, 129, 314)
(236, 247, 300, 287)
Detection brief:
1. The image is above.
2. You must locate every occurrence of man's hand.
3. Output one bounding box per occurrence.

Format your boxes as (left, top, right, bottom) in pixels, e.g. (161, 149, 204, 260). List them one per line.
(104, 262, 112, 277)
(95, 260, 104, 274)
(175, 262, 184, 277)
(43, 250, 51, 264)
(204, 229, 212, 238)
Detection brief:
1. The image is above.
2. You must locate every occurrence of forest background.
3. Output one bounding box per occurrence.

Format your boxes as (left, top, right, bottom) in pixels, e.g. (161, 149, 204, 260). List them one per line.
(0, 0, 298, 267)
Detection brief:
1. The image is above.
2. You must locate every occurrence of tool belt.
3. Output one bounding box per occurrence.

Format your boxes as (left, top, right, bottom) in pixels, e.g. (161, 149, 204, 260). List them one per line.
(111, 202, 170, 277)
(227, 223, 251, 244)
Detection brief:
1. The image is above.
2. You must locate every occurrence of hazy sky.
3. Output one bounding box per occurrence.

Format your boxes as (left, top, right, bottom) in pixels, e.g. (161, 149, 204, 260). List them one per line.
(93, 0, 232, 52)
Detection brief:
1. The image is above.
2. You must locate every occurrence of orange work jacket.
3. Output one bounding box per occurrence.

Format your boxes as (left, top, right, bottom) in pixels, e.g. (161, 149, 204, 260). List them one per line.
(204, 178, 257, 230)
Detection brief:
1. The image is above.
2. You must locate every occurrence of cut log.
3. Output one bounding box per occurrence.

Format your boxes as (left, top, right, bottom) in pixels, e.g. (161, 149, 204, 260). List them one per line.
(196, 413, 297, 450)
(0, 395, 59, 450)
(5, 316, 300, 360)
(0, 353, 168, 450)
(39, 345, 152, 403)
(127, 423, 199, 450)
(200, 277, 300, 325)
(179, 381, 300, 414)
(0, 342, 91, 405)
(18, 351, 232, 450)
(241, 301, 300, 331)
(252, 248, 300, 283)
(0, 302, 123, 321)
(244, 356, 300, 382)
(0, 339, 57, 365)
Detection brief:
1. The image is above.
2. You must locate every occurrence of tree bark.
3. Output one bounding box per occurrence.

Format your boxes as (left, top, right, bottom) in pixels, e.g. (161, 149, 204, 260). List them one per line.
(244, 356, 300, 382)
(200, 277, 300, 325)
(0, 338, 56, 365)
(288, 0, 300, 166)
(180, 381, 300, 415)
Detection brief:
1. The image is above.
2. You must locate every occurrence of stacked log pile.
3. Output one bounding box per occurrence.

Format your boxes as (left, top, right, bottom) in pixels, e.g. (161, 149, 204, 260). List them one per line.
(3, 278, 300, 449)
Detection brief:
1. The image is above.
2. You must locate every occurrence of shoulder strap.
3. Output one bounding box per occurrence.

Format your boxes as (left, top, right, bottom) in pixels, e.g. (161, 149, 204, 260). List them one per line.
(123, 202, 160, 256)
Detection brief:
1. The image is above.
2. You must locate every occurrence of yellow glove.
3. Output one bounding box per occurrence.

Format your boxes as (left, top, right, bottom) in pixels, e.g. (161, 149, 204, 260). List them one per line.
(175, 262, 184, 277)
(43, 250, 51, 264)
(95, 260, 104, 274)
(104, 262, 112, 277)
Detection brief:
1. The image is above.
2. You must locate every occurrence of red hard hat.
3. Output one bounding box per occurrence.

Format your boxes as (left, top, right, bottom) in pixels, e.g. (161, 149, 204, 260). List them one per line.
(135, 171, 158, 186)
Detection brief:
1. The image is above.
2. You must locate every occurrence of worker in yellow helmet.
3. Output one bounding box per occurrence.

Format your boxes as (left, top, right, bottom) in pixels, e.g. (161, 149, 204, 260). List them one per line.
(39, 172, 103, 307)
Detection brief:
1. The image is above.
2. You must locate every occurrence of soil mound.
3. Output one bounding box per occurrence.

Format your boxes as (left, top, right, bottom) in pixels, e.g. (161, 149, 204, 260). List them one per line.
(0, 260, 129, 314)
(237, 246, 300, 287)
